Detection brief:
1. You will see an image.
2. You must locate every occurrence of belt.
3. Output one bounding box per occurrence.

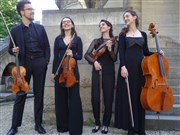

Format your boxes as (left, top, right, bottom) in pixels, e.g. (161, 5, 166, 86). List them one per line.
(25, 55, 44, 60)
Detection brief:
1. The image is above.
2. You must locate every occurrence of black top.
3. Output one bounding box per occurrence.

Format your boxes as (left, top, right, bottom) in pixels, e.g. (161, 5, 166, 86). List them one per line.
(119, 31, 153, 67)
(8, 22, 50, 65)
(84, 37, 118, 74)
(22, 23, 44, 57)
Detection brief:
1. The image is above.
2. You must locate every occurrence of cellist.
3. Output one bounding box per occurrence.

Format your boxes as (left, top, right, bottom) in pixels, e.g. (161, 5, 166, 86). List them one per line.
(114, 10, 164, 135)
(7, 1, 50, 135)
(51, 17, 83, 135)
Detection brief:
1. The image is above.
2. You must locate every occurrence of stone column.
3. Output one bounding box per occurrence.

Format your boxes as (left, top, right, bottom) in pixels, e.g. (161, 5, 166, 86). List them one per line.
(123, 0, 142, 29)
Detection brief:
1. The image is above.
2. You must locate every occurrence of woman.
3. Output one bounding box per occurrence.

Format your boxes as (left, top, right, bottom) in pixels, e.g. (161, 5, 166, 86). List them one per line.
(84, 19, 118, 134)
(114, 10, 164, 135)
(51, 17, 83, 135)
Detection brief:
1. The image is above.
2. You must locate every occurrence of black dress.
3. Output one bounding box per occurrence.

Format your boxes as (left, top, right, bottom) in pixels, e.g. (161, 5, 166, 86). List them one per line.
(52, 35, 83, 135)
(114, 31, 153, 133)
(84, 38, 118, 127)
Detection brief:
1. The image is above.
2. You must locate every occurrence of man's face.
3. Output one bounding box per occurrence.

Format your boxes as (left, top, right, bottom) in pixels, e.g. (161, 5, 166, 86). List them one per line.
(21, 4, 34, 21)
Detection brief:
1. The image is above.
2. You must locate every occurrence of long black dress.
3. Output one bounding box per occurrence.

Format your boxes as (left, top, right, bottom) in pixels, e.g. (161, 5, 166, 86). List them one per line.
(114, 31, 153, 133)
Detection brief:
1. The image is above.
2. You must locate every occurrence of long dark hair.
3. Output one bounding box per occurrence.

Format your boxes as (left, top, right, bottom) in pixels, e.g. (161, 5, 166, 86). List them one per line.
(99, 19, 113, 38)
(121, 10, 139, 35)
(98, 19, 114, 45)
(59, 17, 77, 38)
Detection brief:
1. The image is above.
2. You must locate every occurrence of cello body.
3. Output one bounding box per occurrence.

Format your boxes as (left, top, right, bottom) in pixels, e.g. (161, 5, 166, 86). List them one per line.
(140, 23, 174, 112)
(141, 53, 174, 112)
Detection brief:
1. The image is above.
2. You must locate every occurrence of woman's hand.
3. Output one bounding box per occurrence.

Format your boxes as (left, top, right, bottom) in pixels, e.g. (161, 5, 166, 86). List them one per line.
(159, 50, 164, 56)
(94, 61, 102, 71)
(66, 49, 73, 57)
(106, 40, 112, 52)
(121, 66, 128, 78)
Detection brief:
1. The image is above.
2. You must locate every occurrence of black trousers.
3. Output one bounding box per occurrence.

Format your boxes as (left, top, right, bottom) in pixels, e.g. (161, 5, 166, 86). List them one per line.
(55, 82, 83, 135)
(11, 57, 47, 128)
(91, 70, 115, 126)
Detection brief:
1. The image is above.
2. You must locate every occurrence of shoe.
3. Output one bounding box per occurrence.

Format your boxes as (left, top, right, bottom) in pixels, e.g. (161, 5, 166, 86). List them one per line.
(127, 130, 135, 135)
(101, 126, 108, 134)
(7, 127, 18, 135)
(35, 124, 46, 134)
(57, 129, 69, 133)
(139, 131, 146, 135)
(92, 125, 100, 133)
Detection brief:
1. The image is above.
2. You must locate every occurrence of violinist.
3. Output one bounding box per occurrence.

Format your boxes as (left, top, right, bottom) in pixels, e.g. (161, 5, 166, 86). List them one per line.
(114, 10, 164, 135)
(51, 17, 83, 135)
(84, 19, 118, 134)
(7, 1, 50, 135)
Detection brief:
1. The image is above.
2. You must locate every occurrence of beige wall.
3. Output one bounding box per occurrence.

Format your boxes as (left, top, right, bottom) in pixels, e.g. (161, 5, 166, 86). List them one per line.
(141, 0, 180, 44)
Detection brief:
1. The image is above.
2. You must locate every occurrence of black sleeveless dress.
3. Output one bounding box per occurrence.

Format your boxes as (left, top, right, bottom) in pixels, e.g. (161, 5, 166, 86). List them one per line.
(115, 32, 153, 133)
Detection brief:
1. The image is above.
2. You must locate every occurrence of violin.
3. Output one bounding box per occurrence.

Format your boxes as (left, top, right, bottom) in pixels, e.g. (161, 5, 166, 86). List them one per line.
(59, 55, 78, 87)
(140, 23, 174, 112)
(11, 52, 29, 95)
(0, 11, 29, 95)
(91, 36, 118, 60)
(58, 33, 78, 87)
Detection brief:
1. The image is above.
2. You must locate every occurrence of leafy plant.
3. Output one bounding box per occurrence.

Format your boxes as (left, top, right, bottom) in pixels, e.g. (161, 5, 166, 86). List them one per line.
(0, 0, 21, 39)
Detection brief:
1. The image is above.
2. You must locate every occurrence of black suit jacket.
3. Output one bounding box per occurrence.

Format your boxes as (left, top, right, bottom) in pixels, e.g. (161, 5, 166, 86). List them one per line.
(8, 23, 50, 66)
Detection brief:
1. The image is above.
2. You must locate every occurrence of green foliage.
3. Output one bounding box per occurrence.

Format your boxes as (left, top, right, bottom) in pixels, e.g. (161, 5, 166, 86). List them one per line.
(0, 0, 21, 39)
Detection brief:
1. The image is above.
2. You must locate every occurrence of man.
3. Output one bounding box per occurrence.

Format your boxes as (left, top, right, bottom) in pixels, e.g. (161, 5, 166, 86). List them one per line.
(7, 1, 50, 135)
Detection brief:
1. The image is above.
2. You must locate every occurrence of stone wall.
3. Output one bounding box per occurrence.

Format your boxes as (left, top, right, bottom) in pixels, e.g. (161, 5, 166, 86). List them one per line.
(42, 8, 129, 121)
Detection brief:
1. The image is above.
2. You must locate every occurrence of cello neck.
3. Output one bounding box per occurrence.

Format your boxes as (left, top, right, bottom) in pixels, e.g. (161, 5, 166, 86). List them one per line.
(154, 32, 161, 53)
(154, 32, 165, 77)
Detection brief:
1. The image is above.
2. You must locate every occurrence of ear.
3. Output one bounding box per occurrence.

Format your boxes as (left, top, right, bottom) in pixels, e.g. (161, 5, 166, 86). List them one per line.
(20, 10, 24, 16)
(133, 16, 137, 20)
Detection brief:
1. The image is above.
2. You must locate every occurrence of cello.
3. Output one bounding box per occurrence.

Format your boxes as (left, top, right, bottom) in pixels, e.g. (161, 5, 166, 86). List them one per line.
(140, 23, 174, 112)
(0, 11, 29, 95)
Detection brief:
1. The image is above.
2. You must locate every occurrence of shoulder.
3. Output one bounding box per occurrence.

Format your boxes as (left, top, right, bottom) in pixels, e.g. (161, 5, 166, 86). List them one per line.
(11, 24, 21, 32)
(119, 32, 126, 39)
(140, 31, 147, 37)
(55, 35, 61, 41)
(33, 23, 45, 30)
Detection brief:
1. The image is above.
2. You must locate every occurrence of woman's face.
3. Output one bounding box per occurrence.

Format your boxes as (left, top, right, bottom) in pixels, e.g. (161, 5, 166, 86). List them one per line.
(123, 12, 136, 26)
(99, 21, 110, 33)
(61, 18, 73, 30)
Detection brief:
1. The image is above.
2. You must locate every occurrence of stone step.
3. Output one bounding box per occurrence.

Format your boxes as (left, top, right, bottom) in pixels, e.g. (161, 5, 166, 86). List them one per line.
(145, 114, 180, 130)
(171, 86, 180, 94)
(169, 67, 180, 73)
(167, 79, 180, 87)
(168, 61, 180, 67)
(0, 92, 34, 103)
(167, 72, 180, 79)
(145, 103, 180, 115)
(173, 94, 180, 104)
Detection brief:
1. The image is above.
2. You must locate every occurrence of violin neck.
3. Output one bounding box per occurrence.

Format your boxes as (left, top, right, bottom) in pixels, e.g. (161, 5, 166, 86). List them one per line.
(95, 37, 114, 52)
(15, 53, 21, 78)
(65, 55, 70, 68)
